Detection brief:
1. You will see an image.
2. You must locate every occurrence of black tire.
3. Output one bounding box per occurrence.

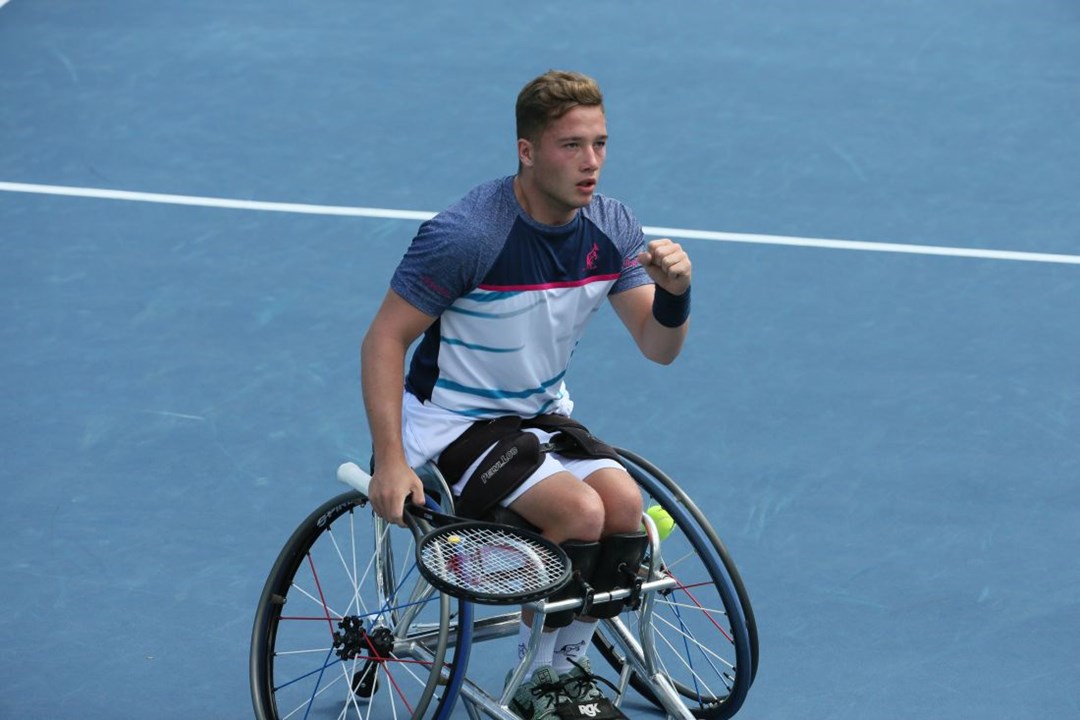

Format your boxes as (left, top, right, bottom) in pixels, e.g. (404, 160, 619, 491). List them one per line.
(250, 490, 468, 719)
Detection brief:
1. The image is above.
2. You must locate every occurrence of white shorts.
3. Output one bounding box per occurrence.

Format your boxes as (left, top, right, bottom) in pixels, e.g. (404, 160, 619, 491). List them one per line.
(401, 392, 625, 508)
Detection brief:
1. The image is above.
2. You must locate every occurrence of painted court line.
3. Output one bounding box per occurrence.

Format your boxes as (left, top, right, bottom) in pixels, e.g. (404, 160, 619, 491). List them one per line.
(642, 225, 1080, 265)
(2, 180, 1079, 266)
(0, 181, 435, 221)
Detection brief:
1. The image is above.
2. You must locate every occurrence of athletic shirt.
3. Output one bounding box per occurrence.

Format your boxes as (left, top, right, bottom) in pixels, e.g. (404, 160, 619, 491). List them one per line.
(391, 175, 651, 421)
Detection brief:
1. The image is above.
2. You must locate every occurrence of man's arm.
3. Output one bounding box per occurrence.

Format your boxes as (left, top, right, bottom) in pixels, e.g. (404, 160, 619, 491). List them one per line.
(610, 238, 692, 365)
(361, 289, 438, 524)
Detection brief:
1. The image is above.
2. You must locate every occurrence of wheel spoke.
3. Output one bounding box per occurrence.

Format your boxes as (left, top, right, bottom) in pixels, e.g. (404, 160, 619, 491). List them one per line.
(251, 490, 468, 719)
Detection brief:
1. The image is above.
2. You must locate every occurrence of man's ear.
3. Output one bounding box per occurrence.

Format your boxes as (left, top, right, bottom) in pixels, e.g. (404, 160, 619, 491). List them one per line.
(517, 138, 534, 167)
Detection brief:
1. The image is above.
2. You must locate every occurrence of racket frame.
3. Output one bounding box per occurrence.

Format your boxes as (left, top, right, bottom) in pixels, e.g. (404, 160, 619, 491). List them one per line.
(403, 502, 574, 606)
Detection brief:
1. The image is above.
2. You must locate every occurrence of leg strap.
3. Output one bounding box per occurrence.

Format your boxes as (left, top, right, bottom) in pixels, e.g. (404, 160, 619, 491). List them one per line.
(584, 531, 649, 619)
(544, 541, 600, 629)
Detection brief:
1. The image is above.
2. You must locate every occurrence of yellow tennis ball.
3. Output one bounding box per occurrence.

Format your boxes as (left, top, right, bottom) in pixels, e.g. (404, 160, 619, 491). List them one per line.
(446, 534, 462, 545)
(645, 505, 676, 541)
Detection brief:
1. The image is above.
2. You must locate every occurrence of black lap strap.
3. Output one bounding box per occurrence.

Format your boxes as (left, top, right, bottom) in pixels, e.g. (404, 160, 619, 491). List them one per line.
(436, 414, 621, 520)
(437, 417, 542, 519)
(524, 414, 621, 462)
(436, 416, 524, 485)
(453, 431, 543, 519)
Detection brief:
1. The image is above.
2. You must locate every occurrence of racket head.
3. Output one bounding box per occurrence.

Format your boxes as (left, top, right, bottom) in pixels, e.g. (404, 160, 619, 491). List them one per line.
(413, 520, 572, 605)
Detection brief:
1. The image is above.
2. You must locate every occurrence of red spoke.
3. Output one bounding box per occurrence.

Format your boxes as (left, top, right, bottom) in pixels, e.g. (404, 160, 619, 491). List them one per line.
(306, 552, 337, 638)
(667, 570, 734, 643)
(362, 632, 414, 714)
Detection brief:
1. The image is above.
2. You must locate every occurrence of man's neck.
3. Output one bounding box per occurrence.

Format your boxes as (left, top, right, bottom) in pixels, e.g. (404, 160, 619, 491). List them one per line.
(513, 174, 577, 226)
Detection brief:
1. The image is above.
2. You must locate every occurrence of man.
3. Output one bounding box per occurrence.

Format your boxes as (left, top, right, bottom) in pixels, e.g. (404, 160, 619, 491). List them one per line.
(361, 70, 692, 719)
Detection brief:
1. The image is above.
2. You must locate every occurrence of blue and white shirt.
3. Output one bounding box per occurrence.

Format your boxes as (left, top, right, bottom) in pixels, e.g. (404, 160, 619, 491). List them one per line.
(391, 175, 650, 458)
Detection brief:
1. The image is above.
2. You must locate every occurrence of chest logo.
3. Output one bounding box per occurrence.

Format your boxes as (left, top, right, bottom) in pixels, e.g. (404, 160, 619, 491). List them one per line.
(585, 242, 600, 271)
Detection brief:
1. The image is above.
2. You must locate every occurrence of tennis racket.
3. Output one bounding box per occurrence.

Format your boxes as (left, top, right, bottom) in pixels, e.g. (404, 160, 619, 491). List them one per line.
(338, 462, 572, 605)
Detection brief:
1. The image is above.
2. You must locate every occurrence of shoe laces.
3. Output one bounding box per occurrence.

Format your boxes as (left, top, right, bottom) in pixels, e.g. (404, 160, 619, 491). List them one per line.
(560, 658, 620, 701)
(530, 677, 564, 700)
(527, 676, 567, 715)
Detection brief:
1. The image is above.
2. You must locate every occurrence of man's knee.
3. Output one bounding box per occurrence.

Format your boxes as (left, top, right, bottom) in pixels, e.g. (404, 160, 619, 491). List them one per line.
(586, 468, 643, 535)
(561, 490, 607, 540)
(510, 473, 606, 543)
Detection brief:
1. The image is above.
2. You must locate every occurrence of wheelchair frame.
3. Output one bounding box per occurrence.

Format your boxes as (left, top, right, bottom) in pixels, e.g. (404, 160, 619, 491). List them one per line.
(250, 448, 757, 720)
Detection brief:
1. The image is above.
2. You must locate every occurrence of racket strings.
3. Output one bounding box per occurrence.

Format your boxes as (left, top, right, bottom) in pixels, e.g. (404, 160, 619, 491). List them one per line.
(419, 526, 567, 598)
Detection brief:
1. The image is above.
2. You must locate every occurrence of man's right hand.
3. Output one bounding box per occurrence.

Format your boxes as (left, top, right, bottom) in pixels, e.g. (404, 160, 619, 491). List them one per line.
(368, 461, 426, 526)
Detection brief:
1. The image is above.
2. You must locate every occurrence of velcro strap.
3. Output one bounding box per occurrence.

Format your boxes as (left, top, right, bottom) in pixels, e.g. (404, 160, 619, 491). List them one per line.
(525, 415, 620, 461)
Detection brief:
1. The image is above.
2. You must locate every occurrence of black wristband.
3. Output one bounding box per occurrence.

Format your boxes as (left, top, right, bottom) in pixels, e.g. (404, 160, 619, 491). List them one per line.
(652, 285, 691, 328)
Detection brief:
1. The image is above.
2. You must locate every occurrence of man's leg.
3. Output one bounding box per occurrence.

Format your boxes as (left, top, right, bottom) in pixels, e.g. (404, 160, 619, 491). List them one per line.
(508, 470, 607, 543)
(499, 471, 605, 719)
(502, 461, 642, 719)
(552, 466, 642, 682)
(583, 466, 643, 535)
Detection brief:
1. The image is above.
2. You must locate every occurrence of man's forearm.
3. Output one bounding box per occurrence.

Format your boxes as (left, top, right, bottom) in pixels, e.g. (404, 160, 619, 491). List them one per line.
(638, 317, 689, 365)
(360, 328, 410, 469)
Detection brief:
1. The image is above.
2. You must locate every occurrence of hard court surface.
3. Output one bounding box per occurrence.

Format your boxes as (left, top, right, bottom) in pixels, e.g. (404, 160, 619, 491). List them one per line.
(2, 2, 1078, 718)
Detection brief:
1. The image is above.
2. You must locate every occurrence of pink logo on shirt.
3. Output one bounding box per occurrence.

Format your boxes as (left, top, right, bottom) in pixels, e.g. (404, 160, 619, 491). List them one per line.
(585, 243, 600, 270)
(421, 275, 451, 297)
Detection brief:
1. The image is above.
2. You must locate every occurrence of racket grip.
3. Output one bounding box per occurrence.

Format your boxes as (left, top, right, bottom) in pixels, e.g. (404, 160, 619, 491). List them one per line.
(337, 462, 372, 494)
(338, 462, 440, 511)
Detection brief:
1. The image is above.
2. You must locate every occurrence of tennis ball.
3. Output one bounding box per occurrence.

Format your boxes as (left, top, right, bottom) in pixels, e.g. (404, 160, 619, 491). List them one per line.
(446, 534, 462, 545)
(644, 505, 676, 541)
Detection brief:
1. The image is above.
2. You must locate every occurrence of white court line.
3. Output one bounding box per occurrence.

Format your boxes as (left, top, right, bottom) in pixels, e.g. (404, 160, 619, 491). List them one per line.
(3, 180, 1079, 266)
(0, 0, 12, 8)
(0, 181, 435, 221)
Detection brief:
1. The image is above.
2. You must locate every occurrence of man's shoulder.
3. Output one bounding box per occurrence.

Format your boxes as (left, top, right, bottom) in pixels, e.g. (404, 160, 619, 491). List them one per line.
(415, 177, 517, 258)
(582, 192, 641, 240)
(437, 176, 515, 228)
(392, 177, 517, 314)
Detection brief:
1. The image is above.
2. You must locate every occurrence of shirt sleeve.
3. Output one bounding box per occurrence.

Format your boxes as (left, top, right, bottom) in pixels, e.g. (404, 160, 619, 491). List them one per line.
(390, 211, 480, 317)
(607, 203, 652, 295)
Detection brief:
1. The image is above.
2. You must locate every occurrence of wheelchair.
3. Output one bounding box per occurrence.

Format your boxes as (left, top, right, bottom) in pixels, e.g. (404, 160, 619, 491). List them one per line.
(250, 447, 758, 719)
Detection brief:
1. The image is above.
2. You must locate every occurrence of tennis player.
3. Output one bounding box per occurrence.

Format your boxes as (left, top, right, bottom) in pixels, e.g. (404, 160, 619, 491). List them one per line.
(361, 69, 691, 719)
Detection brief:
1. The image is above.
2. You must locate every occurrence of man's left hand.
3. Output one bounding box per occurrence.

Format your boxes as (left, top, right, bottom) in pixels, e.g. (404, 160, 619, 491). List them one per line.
(638, 238, 692, 295)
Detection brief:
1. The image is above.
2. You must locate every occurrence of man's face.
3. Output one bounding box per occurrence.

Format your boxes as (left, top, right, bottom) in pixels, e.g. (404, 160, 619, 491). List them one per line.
(522, 105, 607, 224)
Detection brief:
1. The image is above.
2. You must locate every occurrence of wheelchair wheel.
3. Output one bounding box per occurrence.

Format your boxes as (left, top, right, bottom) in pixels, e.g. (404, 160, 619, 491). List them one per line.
(592, 449, 758, 719)
(250, 489, 471, 720)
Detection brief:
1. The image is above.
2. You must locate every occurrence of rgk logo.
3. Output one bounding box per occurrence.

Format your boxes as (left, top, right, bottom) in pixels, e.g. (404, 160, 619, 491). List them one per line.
(557, 696, 624, 719)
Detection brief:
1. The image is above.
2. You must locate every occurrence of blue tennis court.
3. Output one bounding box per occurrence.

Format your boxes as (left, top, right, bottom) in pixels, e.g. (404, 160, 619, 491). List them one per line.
(3, 1, 1078, 718)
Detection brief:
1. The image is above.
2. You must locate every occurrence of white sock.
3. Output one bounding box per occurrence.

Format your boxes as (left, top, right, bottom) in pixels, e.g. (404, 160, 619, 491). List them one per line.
(517, 620, 559, 677)
(551, 619, 598, 674)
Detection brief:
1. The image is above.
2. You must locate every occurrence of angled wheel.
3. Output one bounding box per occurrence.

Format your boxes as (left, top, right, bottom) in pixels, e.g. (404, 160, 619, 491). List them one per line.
(250, 489, 470, 720)
(592, 449, 758, 719)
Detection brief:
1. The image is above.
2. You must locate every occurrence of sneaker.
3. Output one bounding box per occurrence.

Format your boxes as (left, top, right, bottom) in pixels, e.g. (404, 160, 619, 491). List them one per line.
(557, 657, 605, 704)
(508, 665, 563, 720)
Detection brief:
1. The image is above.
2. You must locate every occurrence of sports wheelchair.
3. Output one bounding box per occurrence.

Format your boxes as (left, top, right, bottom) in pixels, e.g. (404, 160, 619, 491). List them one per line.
(250, 447, 758, 719)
